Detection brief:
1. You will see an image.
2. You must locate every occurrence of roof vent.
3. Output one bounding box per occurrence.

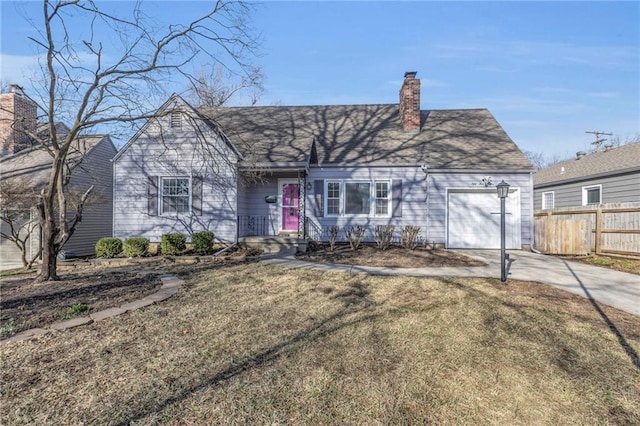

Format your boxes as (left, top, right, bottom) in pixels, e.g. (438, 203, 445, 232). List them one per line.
(604, 144, 613, 152)
(576, 151, 586, 160)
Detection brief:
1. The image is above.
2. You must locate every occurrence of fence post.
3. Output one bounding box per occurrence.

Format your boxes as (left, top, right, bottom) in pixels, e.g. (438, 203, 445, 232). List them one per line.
(595, 208, 603, 254)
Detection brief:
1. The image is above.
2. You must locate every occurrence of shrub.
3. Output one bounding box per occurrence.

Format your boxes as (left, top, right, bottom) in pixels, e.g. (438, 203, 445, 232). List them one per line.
(161, 233, 186, 255)
(95, 237, 123, 258)
(192, 231, 214, 255)
(345, 225, 366, 251)
(328, 225, 340, 252)
(401, 225, 421, 250)
(374, 225, 395, 250)
(123, 237, 149, 257)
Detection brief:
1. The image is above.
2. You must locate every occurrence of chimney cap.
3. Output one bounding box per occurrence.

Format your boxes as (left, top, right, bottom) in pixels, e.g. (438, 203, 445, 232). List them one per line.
(404, 71, 418, 79)
(8, 84, 25, 96)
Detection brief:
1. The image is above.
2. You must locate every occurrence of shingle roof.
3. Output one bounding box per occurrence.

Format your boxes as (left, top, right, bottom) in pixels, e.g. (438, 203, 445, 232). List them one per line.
(533, 142, 640, 187)
(0, 135, 108, 188)
(200, 104, 531, 169)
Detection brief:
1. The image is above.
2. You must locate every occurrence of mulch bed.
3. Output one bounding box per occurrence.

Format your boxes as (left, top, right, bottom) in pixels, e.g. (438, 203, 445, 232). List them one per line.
(296, 244, 486, 268)
(0, 271, 162, 336)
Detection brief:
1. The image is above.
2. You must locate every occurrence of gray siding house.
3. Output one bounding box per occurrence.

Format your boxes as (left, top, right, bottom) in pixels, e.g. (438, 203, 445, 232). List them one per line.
(113, 72, 533, 249)
(0, 87, 117, 264)
(533, 142, 640, 210)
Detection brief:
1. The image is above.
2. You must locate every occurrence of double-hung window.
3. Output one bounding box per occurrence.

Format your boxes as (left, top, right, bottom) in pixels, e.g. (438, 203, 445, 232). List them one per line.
(161, 177, 190, 214)
(542, 191, 554, 210)
(326, 182, 341, 215)
(582, 185, 601, 206)
(325, 180, 391, 217)
(375, 182, 390, 215)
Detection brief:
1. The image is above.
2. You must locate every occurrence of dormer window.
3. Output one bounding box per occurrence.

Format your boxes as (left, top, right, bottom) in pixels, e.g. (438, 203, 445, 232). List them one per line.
(170, 111, 182, 128)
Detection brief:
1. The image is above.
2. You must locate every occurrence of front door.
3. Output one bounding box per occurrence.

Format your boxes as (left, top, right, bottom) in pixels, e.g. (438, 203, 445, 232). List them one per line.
(281, 183, 299, 232)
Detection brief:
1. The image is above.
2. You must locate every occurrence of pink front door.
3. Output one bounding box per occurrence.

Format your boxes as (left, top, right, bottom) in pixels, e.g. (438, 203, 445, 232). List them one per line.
(282, 183, 299, 231)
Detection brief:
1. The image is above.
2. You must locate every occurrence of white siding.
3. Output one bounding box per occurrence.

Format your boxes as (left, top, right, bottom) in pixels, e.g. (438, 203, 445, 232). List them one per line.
(305, 167, 533, 248)
(113, 104, 239, 243)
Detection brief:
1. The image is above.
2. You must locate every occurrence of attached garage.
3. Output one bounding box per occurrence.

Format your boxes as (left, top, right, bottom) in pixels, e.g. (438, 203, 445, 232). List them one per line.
(447, 188, 521, 249)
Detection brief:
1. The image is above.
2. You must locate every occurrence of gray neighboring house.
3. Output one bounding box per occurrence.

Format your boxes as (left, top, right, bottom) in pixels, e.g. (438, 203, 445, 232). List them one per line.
(113, 72, 533, 249)
(533, 142, 640, 210)
(0, 87, 116, 264)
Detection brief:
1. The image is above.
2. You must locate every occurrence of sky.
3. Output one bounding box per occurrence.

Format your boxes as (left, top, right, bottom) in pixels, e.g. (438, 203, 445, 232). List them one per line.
(1, 1, 639, 161)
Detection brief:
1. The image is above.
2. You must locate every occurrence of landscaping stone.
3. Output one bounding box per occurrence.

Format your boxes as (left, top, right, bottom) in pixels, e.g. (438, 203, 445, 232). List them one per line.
(90, 307, 126, 322)
(50, 316, 93, 331)
(120, 298, 156, 312)
(1, 328, 49, 344)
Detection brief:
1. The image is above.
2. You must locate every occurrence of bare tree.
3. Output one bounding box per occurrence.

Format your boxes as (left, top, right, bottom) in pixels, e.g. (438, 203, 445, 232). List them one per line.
(186, 64, 264, 107)
(524, 150, 562, 172)
(8, 0, 260, 281)
(0, 178, 41, 269)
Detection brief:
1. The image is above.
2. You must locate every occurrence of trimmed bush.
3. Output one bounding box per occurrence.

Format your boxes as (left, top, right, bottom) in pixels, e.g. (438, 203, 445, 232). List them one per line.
(345, 225, 366, 251)
(123, 237, 149, 258)
(374, 225, 395, 251)
(401, 225, 421, 250)
(161, 233, 186, 255)
(192, 231, 214, 255)
(95, 237, 123, 258)
(328, 225, 340, 252)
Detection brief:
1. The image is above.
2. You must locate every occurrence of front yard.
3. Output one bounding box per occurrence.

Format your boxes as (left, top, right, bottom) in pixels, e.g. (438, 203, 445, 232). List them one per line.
(1, 260, 638, 424)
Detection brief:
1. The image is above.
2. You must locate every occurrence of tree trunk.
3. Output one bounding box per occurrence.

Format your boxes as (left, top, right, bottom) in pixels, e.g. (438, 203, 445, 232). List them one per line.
(38, 220, 58, 281)
(36, 190, 59, 282)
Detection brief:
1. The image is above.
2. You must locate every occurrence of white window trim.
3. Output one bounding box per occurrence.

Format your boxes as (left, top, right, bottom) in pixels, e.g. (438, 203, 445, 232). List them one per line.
(541, 191, 554, 210)
(160, 176, 191, 215)
(582, 184, 602, 206)
(324, 179, 392, 218)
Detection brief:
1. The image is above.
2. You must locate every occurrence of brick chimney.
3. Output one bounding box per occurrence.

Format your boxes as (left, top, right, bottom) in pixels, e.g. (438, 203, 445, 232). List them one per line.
(1, 85, 38, 156)
(399, 71, 420, 132)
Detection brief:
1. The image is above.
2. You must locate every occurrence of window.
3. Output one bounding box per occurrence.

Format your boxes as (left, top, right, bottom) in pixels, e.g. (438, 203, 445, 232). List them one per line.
(375, 182, 390, 215)
(161, 177, 190, 214)
(582, 185, 601, 206)
(345, 182, 371, 215)
(170, 111, 182, 128)
(326, 182, 341, 215)
(542, 191, 554, 210)
(324, 180, 391, 217)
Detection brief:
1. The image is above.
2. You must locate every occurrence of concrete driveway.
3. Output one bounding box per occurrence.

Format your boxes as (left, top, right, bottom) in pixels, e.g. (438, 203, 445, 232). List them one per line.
(455, 250, 640, 316)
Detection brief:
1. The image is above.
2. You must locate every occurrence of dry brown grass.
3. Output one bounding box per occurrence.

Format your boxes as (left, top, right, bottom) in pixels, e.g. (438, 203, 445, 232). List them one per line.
(572, 255, 640, 275)
(1, 261, 639, 425)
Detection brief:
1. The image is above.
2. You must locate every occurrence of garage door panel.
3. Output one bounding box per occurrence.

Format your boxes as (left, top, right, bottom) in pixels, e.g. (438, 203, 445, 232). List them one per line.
(447, 190, 520, 249)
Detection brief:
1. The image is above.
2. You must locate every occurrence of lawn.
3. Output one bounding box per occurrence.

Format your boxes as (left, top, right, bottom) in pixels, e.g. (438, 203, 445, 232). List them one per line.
(1, 261, 638, 424)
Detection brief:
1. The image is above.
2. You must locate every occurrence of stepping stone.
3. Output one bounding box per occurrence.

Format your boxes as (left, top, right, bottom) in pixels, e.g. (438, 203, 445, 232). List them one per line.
(120, 298, 156, 312)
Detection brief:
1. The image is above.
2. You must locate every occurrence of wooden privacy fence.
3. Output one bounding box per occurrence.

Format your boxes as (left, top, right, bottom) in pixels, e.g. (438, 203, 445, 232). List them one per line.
(534, 202, 640, 257)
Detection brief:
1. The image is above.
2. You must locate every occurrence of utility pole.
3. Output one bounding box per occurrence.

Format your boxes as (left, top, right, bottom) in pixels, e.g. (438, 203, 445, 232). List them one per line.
(585, 130, 613, 152)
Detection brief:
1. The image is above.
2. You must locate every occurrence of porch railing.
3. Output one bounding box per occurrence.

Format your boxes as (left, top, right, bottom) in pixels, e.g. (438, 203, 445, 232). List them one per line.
(237, 215, 269, 237)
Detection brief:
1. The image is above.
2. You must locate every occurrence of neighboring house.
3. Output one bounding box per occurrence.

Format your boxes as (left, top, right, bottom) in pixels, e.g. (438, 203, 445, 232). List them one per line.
(113, 72, 533, 250)
(533, 142, 640, 210)
(0, 86, 117, 264)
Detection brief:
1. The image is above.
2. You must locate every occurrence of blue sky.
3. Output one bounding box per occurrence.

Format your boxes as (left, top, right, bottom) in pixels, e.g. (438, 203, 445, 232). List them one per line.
(1, 1, 639, 160)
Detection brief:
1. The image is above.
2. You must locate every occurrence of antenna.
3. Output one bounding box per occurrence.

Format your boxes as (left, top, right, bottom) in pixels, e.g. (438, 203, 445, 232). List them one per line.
(585, 130, 613, 152)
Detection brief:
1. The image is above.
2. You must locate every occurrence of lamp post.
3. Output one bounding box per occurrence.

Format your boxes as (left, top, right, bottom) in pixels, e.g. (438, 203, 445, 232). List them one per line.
(496, 180, 510, 282)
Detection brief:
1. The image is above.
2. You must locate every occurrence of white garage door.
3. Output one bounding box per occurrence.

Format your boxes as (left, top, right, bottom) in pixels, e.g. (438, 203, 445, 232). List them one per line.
(447, 189, 520, 249)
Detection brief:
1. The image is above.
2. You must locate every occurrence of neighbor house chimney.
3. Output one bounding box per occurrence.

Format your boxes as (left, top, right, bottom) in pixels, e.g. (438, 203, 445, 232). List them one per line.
(0, 85, 38, 156)
(399, 71, 421, 132)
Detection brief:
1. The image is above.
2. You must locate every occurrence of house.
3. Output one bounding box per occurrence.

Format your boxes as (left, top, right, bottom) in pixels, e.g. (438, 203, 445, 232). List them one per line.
(0, 86, 116, 265)
(533, 142, 640, 210)
(113, 72, 533, 250)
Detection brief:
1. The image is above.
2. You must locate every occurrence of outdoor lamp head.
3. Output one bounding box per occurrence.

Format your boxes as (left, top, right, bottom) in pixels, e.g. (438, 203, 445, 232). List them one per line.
(496, 180, 510, 199)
